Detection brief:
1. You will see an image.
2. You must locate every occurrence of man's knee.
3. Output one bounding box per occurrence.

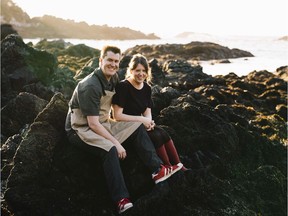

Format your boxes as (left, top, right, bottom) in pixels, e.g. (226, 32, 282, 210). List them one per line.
(103, 146, 118, 161)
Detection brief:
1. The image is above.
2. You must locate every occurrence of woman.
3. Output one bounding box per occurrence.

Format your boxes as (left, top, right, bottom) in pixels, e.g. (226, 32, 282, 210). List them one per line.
(112, 53, 187, 171)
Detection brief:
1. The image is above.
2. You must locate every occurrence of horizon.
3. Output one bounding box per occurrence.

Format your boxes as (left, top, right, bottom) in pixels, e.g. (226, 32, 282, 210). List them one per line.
(11, 0, 288, 38)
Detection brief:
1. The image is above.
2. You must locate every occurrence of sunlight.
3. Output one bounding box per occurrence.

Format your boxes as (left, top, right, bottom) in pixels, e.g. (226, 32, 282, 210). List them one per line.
(11, 0, 288, 37)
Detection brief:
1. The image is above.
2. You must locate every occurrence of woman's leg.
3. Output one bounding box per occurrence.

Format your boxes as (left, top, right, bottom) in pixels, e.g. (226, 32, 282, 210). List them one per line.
(147, 127, 171, 166)
(155, 144, 172, 166)
(164, 139, 181, 164)
(164, 139, 188, 171)
(148, 126, 188, 171)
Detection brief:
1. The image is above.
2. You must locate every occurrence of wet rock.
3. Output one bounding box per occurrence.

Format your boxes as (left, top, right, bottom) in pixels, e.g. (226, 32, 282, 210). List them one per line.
(1, 92, 48, 138)
(1, 34, 57, 105)
(1, 37, 287, 216)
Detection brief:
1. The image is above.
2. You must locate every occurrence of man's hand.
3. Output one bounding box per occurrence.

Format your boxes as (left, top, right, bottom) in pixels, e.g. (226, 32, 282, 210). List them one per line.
(115, 143, 127, 160)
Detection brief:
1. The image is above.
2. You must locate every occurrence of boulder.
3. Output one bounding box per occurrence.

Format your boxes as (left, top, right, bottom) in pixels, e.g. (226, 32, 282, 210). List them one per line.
(1, 37, 287, 216)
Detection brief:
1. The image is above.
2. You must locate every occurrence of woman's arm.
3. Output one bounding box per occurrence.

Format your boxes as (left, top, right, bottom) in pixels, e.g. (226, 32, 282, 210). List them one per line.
(112, 104, 152, 129)
(142, 107, 152, 119)
(143, 108, 155, 130)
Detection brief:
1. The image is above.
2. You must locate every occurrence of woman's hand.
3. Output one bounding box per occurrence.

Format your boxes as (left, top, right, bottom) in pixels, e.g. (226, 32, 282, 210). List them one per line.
(141, 116, 155, 131)
(140, 116, 152, 129)
(150, 120, 155, 130)
(145, 120, 155, 131)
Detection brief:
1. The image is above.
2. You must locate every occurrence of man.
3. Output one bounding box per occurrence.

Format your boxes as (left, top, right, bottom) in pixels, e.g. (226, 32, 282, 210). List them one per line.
(65, 45, 181, 214)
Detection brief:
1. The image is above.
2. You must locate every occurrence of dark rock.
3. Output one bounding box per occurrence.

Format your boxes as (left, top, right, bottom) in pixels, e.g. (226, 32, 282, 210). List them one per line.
(4, 93, 68, 215)
(119, 54, 132, 68)
(217, 59, 231, 64)
(149, 58, 166, 86)
(1, 37, 287, 216)
(34, 39, 73, 53)
(74, 57, 99, 81)
(1, 92, 48, 137)
(124, 41, 254, 62)
(1, 134, 23, 182)
(274, 65, 288, 81)
(1, 24, 19, 40)
(1, 34, 57, 105)
(22, 82, 55, 101)
(275, 104, 287, 121)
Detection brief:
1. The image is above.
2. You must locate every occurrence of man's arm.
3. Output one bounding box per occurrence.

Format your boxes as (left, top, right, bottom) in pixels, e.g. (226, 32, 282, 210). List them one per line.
(87, 115, 127, 159)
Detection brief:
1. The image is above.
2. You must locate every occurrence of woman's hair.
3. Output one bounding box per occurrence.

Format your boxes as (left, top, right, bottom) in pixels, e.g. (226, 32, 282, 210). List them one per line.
(126, 54, 152, 83)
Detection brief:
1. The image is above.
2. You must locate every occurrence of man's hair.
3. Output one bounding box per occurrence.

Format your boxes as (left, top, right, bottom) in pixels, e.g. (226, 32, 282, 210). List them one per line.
(100, 45, 121, 58)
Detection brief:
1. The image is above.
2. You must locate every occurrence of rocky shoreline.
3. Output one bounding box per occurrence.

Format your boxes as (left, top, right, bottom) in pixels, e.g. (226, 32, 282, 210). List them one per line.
(1, 31, 287, 216)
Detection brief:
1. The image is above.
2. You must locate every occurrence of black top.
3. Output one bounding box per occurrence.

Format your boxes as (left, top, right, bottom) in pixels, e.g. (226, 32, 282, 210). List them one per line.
(112, 80, 152, 116)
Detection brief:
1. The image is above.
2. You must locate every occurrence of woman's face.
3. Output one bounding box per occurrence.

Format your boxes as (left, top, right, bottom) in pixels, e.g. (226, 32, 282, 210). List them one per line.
(130, 63, 148, 84)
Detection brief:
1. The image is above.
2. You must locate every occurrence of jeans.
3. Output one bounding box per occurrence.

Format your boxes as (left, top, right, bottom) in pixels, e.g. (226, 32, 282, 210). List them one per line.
(123, 124, 163, 173)
(67, 130, 129, 202)
(66, 124, 162, 202)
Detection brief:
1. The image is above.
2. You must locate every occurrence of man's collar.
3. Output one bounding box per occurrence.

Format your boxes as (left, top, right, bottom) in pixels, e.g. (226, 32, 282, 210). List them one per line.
(94, 68, 109, 84)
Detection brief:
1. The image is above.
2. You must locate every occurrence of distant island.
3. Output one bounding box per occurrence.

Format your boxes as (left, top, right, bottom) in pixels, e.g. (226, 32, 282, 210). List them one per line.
(0, 0, 160, 40)
(175, 32, 213, 38)
(279, 36, 288, 41)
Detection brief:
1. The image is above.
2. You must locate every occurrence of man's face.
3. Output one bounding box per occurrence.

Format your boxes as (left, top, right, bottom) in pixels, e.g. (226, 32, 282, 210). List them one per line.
(100, 51, 120, 80)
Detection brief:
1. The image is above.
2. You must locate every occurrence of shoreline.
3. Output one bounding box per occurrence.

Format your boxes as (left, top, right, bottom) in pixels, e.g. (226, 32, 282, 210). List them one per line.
(23, 36, 288, 76)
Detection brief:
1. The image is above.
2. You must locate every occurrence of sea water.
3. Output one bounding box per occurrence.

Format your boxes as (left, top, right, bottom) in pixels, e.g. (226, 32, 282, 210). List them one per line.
(24, 35, 288, 77)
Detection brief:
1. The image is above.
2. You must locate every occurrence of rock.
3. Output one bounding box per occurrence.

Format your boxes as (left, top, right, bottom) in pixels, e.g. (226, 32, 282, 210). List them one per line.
(1, 92, 48, 138)
(4, 93, 69, 215)
(278, 36, 288, 41)
(74, 57, 99, 81)
(1, 24, 19, 40)
(274, 65, 288, 81)
(124, 41, 254, 62)
(1, 37, 287, 216)
(1, 34, 57, 105)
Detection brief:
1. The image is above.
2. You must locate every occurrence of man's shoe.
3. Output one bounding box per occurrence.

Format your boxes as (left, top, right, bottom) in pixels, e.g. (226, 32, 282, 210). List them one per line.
(117, 198, 133, 214)
(152, 164, 182, 184)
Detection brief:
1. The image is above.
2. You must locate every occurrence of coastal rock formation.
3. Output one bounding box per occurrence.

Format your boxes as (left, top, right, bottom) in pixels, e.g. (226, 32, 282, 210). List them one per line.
(1, 34, 57, 106)
(275, 65, 288, 81)
(124, 42, 254, 62)
(278, 36, 288, 41)
(1, 0, 160, 40)
(1, 36, 287, 216)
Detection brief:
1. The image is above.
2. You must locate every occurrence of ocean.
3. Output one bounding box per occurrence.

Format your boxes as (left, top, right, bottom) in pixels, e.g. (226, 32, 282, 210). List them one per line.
(24, 35, 288, 77)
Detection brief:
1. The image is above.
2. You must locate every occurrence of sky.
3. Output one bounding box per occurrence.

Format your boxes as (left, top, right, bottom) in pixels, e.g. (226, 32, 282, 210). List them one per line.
(12, 0, 288, 38)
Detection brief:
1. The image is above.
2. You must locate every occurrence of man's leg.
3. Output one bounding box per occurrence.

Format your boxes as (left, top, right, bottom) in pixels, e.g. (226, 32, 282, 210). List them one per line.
(103, 147, 130, 202)
(123, 125, 183, 183)
(123, 124, 162, 173)
(67, 130, 129, 202)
